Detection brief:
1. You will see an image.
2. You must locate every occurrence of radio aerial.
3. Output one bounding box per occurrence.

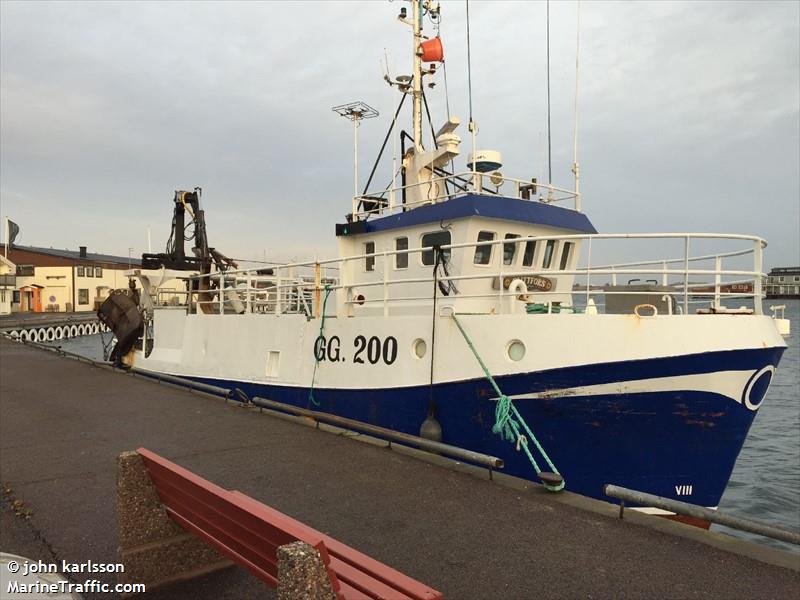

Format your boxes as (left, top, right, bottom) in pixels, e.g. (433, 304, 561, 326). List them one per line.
(332, 101, 379, 198)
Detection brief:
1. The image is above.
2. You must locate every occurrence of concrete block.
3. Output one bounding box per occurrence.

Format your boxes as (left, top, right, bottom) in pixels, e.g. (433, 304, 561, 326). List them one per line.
(116, 451, 233, 590)
(277, 541, 337, 600)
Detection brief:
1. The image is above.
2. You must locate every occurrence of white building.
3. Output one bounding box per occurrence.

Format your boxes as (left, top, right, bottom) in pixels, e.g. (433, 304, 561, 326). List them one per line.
(0, 254, 16, 315)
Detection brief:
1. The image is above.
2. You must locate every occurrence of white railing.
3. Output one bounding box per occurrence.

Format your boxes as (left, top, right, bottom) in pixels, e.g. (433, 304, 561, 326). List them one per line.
(351, 170, 581, 220)
(156, 233, 767, 318)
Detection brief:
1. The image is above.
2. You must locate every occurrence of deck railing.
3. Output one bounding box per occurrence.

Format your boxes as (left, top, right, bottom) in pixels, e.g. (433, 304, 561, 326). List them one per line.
(160, 233, 767, 318)
(351, 170, 581, 219)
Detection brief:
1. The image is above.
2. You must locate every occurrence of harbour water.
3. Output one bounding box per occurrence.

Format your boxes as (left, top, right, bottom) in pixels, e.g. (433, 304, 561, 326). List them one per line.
(45, 301, 800, 552)
(716, 299, 800, 552)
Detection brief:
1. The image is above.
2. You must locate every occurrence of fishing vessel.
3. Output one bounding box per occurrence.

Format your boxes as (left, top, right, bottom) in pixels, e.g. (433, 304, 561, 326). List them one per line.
(100, 1, 788, 522)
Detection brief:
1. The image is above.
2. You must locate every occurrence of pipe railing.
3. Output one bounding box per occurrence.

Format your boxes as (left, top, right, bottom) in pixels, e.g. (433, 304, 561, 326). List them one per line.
(141, 232, 766, 318)
(250, 396, 504, 472)
(604, 484, 800, 546)
(352, 170, 580, 219)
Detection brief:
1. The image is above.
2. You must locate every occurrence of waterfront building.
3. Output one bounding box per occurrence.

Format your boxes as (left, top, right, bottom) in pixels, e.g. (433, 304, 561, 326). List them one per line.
(765, 267, 800, 299)
(4, 245, 140, 313)
(0, 255, 16, 315)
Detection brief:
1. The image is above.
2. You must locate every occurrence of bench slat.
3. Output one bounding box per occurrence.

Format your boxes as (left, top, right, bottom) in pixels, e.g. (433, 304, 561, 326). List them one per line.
(136, 448, 441, 600)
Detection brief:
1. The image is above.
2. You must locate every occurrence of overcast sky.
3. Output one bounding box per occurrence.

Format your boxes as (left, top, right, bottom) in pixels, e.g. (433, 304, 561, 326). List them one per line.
(1, 0, 798, 269)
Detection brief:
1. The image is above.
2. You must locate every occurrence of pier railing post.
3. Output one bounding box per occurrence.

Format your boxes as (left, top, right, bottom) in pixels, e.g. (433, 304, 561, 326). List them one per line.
(314, 262, 322, 319)
(275, 268, 282, 315)
(383, 252, 389, 317)
(753, 240, 763, 315)
(683, 236, 690, 315)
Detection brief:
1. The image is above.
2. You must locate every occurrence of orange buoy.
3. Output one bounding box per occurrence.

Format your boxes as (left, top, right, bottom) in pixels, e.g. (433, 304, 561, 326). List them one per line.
(420, 37, 444, 63)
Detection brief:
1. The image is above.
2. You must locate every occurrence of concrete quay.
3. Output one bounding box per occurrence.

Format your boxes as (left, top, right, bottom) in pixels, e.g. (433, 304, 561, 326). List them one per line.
(1, 338, 798, 599)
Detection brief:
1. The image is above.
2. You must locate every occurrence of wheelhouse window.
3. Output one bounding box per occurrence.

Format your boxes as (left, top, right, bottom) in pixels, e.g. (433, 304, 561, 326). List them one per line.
(473, 231, 496, 265)
(364, 241, 375, 272)
(76, 266, 85, 277)
(395, 237, 408, 269)
(421, 231, 451, 266)
(542, 240, 556, 269)
(522, 241, 537, 267)
(503, 234, 520, 265)
(559, 242, 574, 270)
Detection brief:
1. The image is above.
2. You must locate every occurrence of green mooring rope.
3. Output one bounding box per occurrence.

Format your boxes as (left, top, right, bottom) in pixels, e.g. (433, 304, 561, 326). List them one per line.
(308, 285, 333, 407)
(450, 314, 564, 491)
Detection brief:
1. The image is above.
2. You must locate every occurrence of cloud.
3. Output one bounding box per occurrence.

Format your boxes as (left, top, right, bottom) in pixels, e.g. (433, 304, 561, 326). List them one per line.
(1, 0, 797, 267)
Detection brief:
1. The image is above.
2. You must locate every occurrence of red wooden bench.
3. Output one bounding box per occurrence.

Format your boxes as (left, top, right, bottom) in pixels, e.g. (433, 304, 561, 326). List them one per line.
(136, 448, 442, 600)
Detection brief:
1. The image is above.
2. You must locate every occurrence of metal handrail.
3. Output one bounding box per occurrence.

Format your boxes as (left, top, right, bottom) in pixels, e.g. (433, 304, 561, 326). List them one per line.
(145, 232, 766, 317)
(251, 396, 504, 471)
(604, 484, 800, 546)
(352, 170, 580, 219)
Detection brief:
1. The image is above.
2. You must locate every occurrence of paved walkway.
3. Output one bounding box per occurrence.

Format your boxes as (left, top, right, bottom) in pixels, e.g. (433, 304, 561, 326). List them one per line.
(1, 338, 798, 599)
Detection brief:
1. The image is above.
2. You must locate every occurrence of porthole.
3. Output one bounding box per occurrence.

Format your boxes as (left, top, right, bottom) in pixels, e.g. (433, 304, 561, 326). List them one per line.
(412, 338, 427, 359)
(507, 340, 526, 362)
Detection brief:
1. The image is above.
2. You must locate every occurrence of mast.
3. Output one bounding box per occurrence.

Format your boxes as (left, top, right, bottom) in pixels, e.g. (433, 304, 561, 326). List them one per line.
(411, 0, 423, 152)
(572, 0, 582, 210)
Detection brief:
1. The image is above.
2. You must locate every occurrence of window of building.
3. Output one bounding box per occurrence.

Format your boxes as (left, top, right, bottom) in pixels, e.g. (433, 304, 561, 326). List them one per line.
(395, 237, 408, 269)
(522, 241, 537, 267)
(86, 267, 93, 277)
(473, 231, 496, 265)
(794, 276, 799, 282)
(95, 267, 102, 277)
(76, 266, 85, 277)
(78, 289, 89, 305)
(12, 290, 20, 303)
(364, 242, 375, 272)
(503, 234, 520, 265)
(421, 231, 451, 266)
(559, 242, 574, 270)
(542, 240, 556, 269)
(779, 276, 784, 282)
(0, 290, 5, 302)
(16, 265, 34, 276)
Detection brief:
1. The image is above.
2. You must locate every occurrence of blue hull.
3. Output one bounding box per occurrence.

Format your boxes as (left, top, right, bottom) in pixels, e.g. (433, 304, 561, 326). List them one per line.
(187, 347, 784, 508)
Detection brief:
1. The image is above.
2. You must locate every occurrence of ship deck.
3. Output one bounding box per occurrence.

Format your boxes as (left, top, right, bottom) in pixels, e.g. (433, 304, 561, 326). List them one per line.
(1, 337, 797, 599)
